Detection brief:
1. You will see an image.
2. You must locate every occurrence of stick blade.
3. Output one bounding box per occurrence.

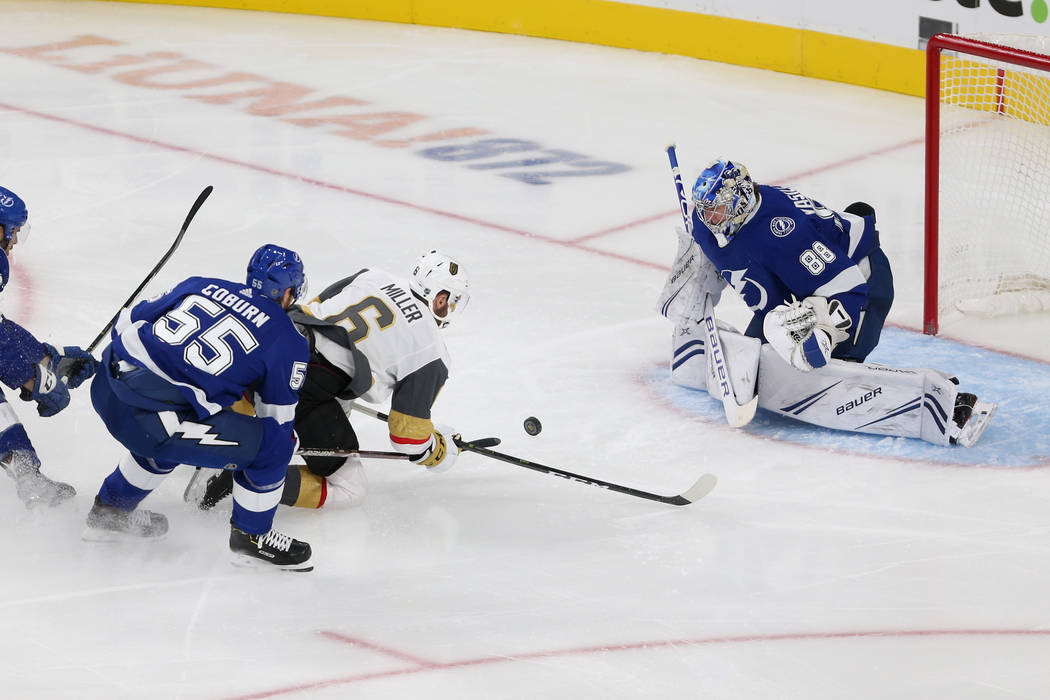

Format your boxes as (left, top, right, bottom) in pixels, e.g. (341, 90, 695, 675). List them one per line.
(670, 472, 718, 505)
(725, 395, 758, 428)
(182, 467, 205, 503)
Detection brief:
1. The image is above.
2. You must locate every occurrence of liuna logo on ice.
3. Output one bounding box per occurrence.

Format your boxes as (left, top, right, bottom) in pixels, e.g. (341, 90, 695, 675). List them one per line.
(929, 0, 1049, 24)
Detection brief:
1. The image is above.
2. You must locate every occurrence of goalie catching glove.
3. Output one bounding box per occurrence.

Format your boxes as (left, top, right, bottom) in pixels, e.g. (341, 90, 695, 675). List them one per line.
(763, 296, 852, 371)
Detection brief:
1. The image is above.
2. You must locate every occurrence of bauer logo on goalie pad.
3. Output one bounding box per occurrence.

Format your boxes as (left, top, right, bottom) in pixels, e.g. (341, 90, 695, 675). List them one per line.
(770, 216, 795, 237)
(836, 387, 882, 415)
(705, 317, 731, 399)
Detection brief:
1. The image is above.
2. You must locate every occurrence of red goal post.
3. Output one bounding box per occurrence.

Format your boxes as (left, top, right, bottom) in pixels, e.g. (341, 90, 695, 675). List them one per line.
(924, 33, 1050, 335)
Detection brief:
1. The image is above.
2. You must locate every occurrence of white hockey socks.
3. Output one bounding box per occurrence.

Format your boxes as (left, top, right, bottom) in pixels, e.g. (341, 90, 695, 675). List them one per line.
(324, 456, 368, 507)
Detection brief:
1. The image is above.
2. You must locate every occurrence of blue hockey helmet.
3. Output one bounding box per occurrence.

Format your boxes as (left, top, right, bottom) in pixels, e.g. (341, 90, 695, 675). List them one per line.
(0, 186, 29, 251)
(691, 158, 757, 247)
(246, 243, 307, 304)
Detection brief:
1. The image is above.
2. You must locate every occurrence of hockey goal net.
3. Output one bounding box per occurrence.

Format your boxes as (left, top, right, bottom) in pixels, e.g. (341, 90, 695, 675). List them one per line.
(924, 33, 1050, 335)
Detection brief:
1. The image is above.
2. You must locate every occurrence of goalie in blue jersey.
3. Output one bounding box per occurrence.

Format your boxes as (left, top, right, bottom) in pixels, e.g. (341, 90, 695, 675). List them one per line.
(0, 186, 96, 508)
(659, 158, 994, 446)
(84, 243, 315, 571)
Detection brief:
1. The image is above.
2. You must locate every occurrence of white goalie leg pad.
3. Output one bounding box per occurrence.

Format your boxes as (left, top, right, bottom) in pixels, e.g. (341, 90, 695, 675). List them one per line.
(671, 283, 717, 390)
(671, 321, 761, 403)
(756, 347, 960, 446)
(324, 455, 368, 507)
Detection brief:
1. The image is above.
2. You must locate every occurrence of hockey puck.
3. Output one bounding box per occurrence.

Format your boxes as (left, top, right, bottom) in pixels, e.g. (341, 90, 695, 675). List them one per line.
(523, 416, 542, 436)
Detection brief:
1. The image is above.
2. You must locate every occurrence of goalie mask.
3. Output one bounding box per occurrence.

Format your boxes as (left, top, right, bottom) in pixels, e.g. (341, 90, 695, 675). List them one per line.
(0, 186, 29, 253)
(410, 249, 471, 329)
(692, 158, 757, 248)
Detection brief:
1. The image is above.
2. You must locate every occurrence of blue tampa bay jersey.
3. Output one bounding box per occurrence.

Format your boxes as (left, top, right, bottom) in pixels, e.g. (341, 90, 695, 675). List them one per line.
(690, 184, 879, 334)
(109, 276, 309, 422)
(0, 248, 47, 390)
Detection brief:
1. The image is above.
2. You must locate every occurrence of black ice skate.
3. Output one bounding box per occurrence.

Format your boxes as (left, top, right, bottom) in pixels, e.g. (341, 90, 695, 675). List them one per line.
(82, 496, 169, 541)
(950, 392, 997, 447)
(183, 468, 232, 510)
(230, 525, 313, 572)
(1, 453, 76, 509)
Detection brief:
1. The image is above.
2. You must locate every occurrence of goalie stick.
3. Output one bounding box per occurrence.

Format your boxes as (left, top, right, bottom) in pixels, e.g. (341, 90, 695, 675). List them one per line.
(87, 185, 213, 353)
(348, 402, 717, 506)
(665, 144, 757, 428)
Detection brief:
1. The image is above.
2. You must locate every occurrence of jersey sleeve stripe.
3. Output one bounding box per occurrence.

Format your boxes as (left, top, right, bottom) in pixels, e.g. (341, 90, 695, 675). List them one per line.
(840, 212, 866, 257)
(255, 401, 296, 425)
(813, 266, 867, 299)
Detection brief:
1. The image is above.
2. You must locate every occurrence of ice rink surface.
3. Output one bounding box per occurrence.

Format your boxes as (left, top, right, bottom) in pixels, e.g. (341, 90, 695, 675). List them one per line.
(3, 2, 1050, 698)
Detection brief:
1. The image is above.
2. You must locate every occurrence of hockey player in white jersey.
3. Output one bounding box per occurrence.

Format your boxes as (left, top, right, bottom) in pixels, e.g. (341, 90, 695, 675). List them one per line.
(658, 157, 994, 446)
(193, 249, 468, 510)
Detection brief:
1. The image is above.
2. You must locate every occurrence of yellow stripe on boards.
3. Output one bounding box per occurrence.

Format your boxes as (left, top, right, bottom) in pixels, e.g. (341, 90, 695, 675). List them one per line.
(98, 0, 926, 96)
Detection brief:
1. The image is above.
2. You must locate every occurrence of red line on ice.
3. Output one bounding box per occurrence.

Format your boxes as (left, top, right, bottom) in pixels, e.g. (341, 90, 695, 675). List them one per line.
(0, 102, 664, 272)
(227, 627, 1050, 698)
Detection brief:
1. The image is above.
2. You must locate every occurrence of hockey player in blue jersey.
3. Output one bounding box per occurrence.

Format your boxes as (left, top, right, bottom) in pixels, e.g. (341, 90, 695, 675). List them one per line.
(689, 158, 893, 366)
(84, 243, 314, 571)
(660, 157, 994, 446)
(189, 249, 470, 512)
(0, 186, 96, 508)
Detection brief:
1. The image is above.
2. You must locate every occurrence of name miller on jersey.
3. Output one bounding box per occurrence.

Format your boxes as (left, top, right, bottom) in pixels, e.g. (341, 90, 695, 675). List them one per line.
(201, 283, 271, 328)
(380, 282, 424, 322)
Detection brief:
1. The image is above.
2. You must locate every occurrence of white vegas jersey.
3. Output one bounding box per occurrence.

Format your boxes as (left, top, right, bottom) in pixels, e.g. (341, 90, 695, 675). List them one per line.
(301, 268, 450, 408)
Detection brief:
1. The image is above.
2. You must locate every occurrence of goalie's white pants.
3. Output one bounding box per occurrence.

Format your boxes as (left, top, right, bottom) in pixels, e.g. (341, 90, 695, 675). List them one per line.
(671, 325, 961, 446)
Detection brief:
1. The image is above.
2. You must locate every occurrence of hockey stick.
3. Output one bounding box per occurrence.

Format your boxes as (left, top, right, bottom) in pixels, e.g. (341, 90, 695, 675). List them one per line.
(86, 185, 214, 353)
(182, 446, 411, 503)
(345, 401, 502, 448)
(456, 437, 717, 506)
(348, 402, 716, 506)
(665, 144, 757, 428)
(296, 448, 408, 459)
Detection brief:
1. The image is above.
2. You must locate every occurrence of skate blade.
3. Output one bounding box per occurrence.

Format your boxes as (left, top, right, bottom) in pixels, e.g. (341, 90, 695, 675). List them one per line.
(23, 494, 76, 511)
(81, 526, 168, 543)
(182, 467, 205, 503)
(231, 552, 314, 573)
(955, 401, 997, 448)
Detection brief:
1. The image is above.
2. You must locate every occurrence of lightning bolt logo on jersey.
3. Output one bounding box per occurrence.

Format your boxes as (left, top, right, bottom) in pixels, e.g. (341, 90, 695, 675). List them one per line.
(158, 411, 238, 446)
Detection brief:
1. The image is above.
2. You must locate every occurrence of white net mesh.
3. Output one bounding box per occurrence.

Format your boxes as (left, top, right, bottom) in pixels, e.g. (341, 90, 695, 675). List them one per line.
(936, 34, 1050, 318)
